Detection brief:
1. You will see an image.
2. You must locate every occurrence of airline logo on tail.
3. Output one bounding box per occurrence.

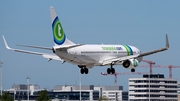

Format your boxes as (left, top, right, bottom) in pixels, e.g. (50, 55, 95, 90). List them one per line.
(52, 17, 66, 45)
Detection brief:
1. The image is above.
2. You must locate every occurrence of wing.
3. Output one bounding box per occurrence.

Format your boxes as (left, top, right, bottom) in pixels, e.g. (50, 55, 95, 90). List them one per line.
(17, 44, 84, 50)
(16, 44, 52, 50)
(138, 34, 169, 57)
(102, 34, 169, 65)
(2, 36, 62, 61)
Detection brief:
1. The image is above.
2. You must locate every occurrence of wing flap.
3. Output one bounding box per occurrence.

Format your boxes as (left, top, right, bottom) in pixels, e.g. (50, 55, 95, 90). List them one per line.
(42, 54, 62, 61)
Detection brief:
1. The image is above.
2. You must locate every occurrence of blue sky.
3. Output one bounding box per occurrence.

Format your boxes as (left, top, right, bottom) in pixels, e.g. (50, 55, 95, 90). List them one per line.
(0, 1, 180, 90)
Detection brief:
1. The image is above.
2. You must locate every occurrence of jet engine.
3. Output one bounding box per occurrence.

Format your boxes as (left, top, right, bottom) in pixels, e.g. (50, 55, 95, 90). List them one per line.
(122, 59, 139, 68)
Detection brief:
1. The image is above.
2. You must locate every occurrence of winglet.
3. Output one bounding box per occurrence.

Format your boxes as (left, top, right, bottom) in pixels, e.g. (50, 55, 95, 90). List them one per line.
(166, 34, 169, 48)
(2, 35, 12, 50)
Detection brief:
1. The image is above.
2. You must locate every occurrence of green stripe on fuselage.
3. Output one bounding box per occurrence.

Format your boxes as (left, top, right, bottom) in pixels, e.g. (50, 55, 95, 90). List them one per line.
(123, 45, 130, 56)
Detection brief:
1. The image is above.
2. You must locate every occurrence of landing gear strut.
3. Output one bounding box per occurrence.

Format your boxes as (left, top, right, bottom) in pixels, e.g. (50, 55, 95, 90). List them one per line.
(107, 64, 115, 74)
(78, 65, 89, 74)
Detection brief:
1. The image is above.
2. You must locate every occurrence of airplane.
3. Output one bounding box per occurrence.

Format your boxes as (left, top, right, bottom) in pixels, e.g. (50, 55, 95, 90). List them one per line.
(2, 6, 169, 74)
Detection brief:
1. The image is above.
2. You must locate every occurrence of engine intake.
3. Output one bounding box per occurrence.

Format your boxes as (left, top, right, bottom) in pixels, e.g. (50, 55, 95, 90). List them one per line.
(123, 60, 131, 68)
(122, 59, 139, 68)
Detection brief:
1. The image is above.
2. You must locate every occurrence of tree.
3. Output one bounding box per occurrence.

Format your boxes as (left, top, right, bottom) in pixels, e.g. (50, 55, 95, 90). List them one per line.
(36, 90, 51, 101)
(98, 96, 108, 101)
(0, 91, 13, 101)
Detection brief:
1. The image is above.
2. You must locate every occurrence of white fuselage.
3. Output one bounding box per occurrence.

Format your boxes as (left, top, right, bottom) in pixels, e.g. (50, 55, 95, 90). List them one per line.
(54, 44, 142, 68)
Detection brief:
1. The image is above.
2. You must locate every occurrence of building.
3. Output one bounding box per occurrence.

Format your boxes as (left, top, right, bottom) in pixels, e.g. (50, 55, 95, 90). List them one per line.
(6, 84, 128, 101)
(129, 74, 178, 101)
(122, 91, 128, 101)
(53, 85, 99, 100)
(54, 85, 126, 100)
(178, 83, 180, 95)
(178, 83, 180, 101)
(94, 86, 124, 101)
(11, 84, 40, 95)
(7, 84, 41, 100)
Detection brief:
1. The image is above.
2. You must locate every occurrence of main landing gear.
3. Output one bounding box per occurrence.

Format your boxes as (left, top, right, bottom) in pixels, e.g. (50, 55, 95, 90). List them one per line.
(107, 64, 115, 74)
(78, 65, 89, 74)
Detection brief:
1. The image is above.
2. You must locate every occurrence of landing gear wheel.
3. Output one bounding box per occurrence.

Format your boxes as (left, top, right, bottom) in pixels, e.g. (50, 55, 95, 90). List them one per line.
(107, 68, 111, 74)
(84, 68, 89, 74)
(107, 68, 115, 74)
(79, 66, 89, 74)
(131, 68, 135, 72)
(80, 68, 85, 74)
(111, 68, 115, 74)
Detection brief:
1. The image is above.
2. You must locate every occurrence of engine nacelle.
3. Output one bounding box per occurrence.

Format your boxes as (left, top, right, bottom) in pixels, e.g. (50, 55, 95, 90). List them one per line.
(122, 59, 139, 69)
